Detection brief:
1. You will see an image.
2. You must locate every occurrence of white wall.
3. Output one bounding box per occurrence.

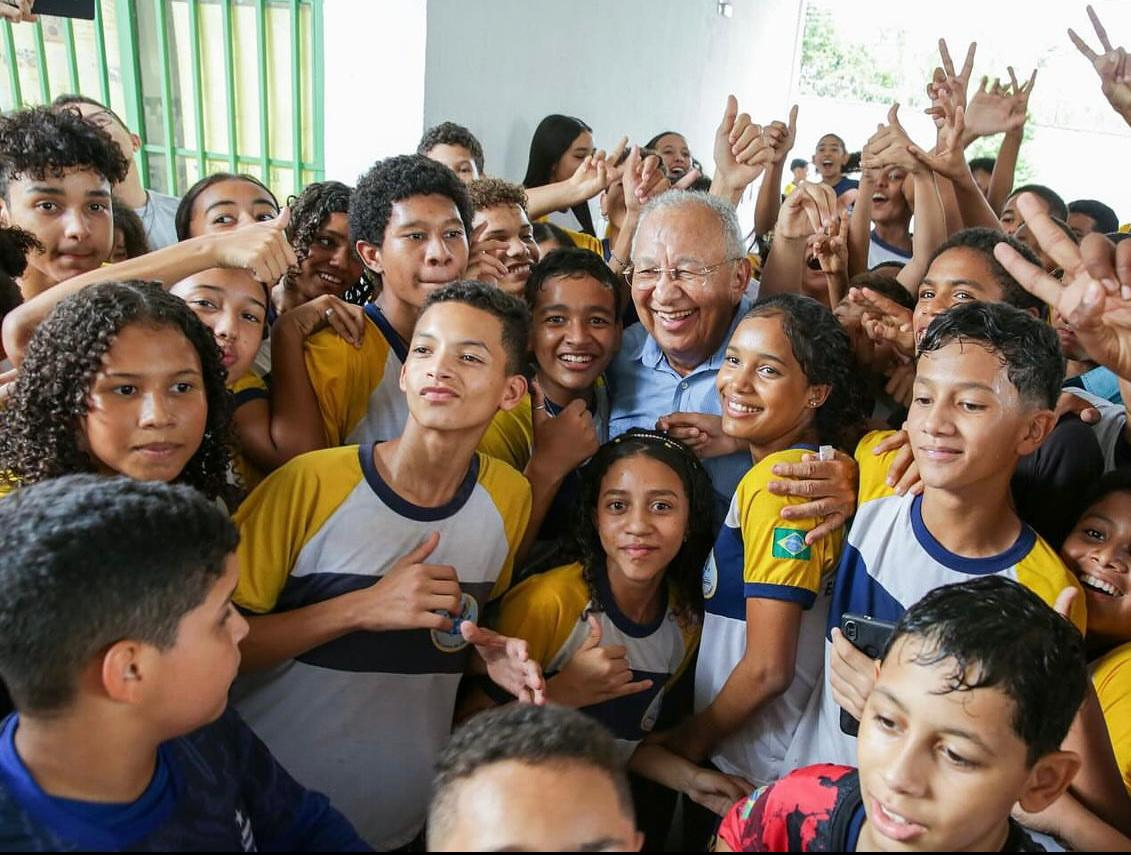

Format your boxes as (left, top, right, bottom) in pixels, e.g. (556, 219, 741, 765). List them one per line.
(423, 0, 806, 232)
(322, 0, 428, 185)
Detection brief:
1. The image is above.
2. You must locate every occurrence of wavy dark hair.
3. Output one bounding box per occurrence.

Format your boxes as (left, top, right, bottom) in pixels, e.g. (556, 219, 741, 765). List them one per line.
(174, 172, 279, 240)
(0, 226, 41, 326)
(743, 293, 868, 451)
(522, 114, 596, 237)
(570, 430, 716, 622)
(0, 281, 232, 500)
(283, 179, 359, 291)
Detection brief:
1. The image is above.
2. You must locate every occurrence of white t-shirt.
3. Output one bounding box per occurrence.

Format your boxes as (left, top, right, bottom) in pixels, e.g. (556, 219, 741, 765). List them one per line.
(134, 190, 182, 250)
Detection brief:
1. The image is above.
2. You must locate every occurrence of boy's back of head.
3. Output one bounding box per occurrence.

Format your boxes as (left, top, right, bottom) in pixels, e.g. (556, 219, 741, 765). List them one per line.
(882, 576, 1086, 764)
(0, 474, 236, 715)
(428, 704, 641, 852)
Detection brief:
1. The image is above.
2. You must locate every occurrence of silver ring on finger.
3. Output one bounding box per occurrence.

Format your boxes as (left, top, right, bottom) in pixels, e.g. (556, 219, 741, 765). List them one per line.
(324, 307, 335, 320)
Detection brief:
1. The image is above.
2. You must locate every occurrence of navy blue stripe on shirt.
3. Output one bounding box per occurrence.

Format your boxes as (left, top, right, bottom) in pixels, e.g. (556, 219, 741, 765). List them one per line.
(743, 582, 817, 609)
(363, 302, 409, 362)
(358, 443, 480, 521)
(582, 669, 668, 741)
(232, 386, 269, 408)
(826, 542, 905, 639)
(910, 494, 1036, 574)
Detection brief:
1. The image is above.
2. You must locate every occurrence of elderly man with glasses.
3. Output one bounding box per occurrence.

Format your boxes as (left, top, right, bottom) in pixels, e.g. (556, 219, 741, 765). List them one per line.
(608, 190, 854, 533)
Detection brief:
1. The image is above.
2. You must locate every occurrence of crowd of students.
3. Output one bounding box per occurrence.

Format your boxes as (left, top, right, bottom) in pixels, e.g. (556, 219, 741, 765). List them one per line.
(0, 5, 1129, 852)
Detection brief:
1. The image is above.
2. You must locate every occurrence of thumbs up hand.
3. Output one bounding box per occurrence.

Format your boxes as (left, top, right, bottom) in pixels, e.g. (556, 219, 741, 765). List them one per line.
(548, 614, 654, 707)
(529, 380, 600, 481)
(208, 206, 299, 286)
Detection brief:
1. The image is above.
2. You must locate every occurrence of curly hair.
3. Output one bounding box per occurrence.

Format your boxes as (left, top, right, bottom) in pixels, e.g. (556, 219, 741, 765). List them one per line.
(0, 106, 129, 199)
(743, 294, 869, 450)
(417, 121, 485, 174)
(0, 281, 232, 500)
(569, 430, 716, 623)
(349, 154, 473, 249)
(174, 172, 279, 240)
(467, 177, 527, 213)
(0, 226, 41, 324)
(282, 179, 356, 287)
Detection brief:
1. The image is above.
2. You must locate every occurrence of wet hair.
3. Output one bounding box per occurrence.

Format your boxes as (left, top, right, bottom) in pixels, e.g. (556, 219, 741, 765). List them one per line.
(522, 114, 596, 236)
(421, 280, 529, 375)
(0, 474, 236, 715)
(883, 575, 1087, 765)
(417, 121, 485, 174)
(925, 227, 1045, 316)
(571, 429, 716, 620)
(1006, 184, 1068, 222)
(1068, 199, 1119, 236)
(110, 198, 150, 259)
(968, 156, 996, 175)
(349, 154, 473, 250)
(742, 293, 869, 449)
(0, 226, 41, 327)
(467, 177, 528, 213)
(0, 281, 232, 500)
(848, 272, 916, 311)
(174, 172, 279, 241)
(428, 704, 634, 849)
(532, 220, 573, 249)
(0, 105, 129, 200)
(282, 179, 357, 291)
(917, 300, 1064, 409)
(524, 247, 626, 318)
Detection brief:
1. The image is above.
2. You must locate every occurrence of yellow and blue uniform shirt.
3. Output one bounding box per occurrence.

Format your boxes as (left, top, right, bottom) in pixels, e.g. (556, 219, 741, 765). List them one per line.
(303, 303, 408, 447)
(783, 430, 1087, 772)
(1092, 641, 1131, 797)
(227, 371, 268, 493)
(696, 446, 842, 785)
(494, 561, 699, 760)
(230, 444, 530, 850)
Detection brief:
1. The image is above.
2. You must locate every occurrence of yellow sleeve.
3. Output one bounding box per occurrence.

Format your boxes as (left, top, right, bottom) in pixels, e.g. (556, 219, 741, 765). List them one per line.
(668, 615, 702, 688)
(855, 430, 899, 505)
(738, 456, 843, 608)
(494, 563, 589, 670)
(477, 394, 533, 472)
(559, 226, 604, 257)
(303, 328, 384, 447)
(232, 448, 360, 613)
(228, 372, 269, 409)
(1015, 541, 1088, 634)
(1092, 643, 1131, 798)
(479, 453, 533, 601)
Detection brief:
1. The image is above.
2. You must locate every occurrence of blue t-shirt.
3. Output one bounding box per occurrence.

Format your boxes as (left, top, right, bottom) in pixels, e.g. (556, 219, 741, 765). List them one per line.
(0, 709, 368, 852)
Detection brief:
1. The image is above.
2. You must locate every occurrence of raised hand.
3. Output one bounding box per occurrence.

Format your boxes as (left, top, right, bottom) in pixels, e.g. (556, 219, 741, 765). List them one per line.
(0, 0, 35, 23)
(210, 207, 298, 285)
(1069, 5, 1131, 122)
(465, 220, 509, 285)
(766, 105, 800, 165)
(775, 181, 838, 240)
(937, 37, 978, 109)
(712, 95, 777, 196)
(994, 192, 1131, 379)
(849, 286, 915, 359)
(529, 380, 600, 478)
(550, 615, 655, 707)
(461, 621, 546, 705)
(908, 100, 970, 184)
(860, 104, 923, 174)
(962, 68, 1036, 140)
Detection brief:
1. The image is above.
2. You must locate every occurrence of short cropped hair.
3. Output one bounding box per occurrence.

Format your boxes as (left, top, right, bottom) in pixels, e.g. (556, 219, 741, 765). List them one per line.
(848, 272, 915, 310)
(968, 156, 996, 174)
(0, 105, 129, 200)
(917, 300, 1064, 409)
(1068, 199, 1120, 235)
(421, 280, 530, 375)
(883, 576, 1087, 765)
(428, 704, 633, 848)
(350, 154, 473, 250)
(789, 157, 808, 171)
(417, 121, 485, 174)
(0, 475, 237, 714)
(926, 227, 1045, 315)
(1006, 184, 1068, 221)
(634, 190, 744, 262)
(467, 177, 527, 213)
(524, 247, 626, 317)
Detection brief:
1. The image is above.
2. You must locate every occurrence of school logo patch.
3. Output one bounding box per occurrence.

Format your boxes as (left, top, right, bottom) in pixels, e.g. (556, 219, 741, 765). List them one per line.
(431, 592, 478, 652)
(772, 528, 811, 560)
(701, 552, 719, 599)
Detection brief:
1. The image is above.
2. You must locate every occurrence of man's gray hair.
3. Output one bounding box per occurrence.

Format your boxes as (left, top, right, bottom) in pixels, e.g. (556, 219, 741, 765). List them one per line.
(631, 190, 745, 262)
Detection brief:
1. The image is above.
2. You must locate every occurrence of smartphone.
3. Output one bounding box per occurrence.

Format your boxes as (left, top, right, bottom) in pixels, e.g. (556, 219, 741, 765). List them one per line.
(32, 0, 95, 19)
(838, 612, 897, 737)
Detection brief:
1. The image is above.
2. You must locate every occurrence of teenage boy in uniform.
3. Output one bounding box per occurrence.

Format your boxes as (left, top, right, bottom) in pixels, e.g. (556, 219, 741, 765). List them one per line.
(231, 281, 544, 849)
(0, 106, 128, 299)
(0, 475, 366, 851)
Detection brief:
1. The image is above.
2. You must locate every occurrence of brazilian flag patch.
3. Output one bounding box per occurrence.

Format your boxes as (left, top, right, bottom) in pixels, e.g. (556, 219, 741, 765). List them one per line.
(772, 527, 811, 560)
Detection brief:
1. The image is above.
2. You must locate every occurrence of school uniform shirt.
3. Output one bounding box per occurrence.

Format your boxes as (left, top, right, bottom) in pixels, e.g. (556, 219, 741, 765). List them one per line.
(782, 431, 1087, 773)
(1092, 641, 1131, 797)
(716, 764, 1053, 852)
(303, 303, 408, 447)
(696, 446, 842, 786)
(608, 295, 755, 514)
(0, 708, 367, 852)
(832, 176, 859, 197)
(867, 230, 912, 269)
(230, 444, 530, 850)
(228, 372, 269, 494)
(493, 561, 699, 760)
(133, 190, 181, 251)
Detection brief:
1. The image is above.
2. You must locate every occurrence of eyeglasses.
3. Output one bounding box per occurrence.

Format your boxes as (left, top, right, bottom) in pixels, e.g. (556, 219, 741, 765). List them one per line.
(622, 258, 742, 289)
